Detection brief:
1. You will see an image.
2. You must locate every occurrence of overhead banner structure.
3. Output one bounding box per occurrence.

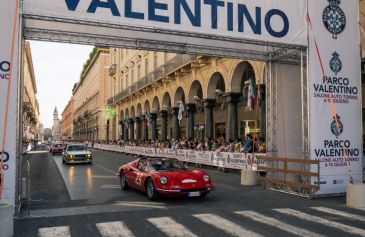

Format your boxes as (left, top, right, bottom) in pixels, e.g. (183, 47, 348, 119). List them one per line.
(308, 0, 363, 195)
(0, 0, 20, 206)
(23, 0, 307, 49)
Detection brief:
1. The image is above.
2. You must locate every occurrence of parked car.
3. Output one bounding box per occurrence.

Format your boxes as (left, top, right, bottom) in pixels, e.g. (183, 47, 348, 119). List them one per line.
(50, 142, 65, 155)
(117, 157, 215, 200)
(62, 144, 92, 164)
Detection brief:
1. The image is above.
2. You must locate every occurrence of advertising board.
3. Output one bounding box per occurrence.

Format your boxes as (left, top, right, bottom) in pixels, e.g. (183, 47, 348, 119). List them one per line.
(308, 0, 363, 195)
(0, 0, 20, 206)
(23, 0, 307, 47)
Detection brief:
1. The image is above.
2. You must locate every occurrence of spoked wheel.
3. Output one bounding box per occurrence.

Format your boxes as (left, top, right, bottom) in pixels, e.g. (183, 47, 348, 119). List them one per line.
(120, 172, 129, 190)
(146, 179, 159, 201)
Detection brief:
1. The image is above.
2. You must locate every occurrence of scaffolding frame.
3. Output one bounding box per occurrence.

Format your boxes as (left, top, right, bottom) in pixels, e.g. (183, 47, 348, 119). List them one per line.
(17, 8, 315, 203)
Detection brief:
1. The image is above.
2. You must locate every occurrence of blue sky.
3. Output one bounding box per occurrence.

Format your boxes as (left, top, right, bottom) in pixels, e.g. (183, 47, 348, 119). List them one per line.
(29, 41, 93, 128)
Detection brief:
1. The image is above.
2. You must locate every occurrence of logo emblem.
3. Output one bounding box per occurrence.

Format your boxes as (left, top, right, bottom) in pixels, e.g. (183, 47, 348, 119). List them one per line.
(329, 51, 342, 75)
(331, 114, 344, 138)
(0, 61, 10, 72)
(323, 0, 346, 39)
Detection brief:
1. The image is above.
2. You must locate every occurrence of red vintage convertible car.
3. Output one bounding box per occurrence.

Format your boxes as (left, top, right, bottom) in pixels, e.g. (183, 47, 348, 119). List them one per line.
(117, 157, 215, 200)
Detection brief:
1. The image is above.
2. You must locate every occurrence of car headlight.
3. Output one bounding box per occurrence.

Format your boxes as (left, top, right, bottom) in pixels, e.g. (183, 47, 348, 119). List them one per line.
(203, 174, 210, 182)
(160, 176, 168, 184)
(69, 155, 74, 159)
(87, 154, 91, 158)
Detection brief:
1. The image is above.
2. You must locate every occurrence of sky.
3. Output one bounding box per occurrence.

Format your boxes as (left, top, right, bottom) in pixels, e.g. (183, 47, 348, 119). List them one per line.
(29, 41, 93, 129)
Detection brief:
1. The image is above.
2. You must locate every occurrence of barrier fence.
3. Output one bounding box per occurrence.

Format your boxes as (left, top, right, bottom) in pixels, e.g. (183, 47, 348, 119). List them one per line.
(93, 144, 266, 171)
(256, 156, 320, 198)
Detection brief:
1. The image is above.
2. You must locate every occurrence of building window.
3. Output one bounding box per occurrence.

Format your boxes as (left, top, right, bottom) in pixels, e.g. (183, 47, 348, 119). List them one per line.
(194, 125, 205, 141)
(126, 72, 129, 87)
(145, 57, 149, 75)
(215, 123, 226, 140)
(131, 69, 134, 84)
(154, 53, 158, 69)
(137, 64, 141, 80)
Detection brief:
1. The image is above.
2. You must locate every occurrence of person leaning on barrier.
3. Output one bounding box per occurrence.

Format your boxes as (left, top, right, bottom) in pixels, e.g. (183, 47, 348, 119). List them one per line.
(233, 138, 242, 153)
(257, 137, 266, 153)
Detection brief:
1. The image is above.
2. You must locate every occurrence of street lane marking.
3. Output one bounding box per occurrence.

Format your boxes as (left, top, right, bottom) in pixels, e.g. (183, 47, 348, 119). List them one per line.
(38, 226, 70, 237)
(147, 217, 197, 237)
(115, 201, 167, 209)
(27, 151, 49, 154)
(96, 221, 135, 237)
(193, 213, 263, 237)
(310, 207, 365, 222)
(100, 184, 120, 189)
(235, 211, 325, 237)
(93, 175, 116, 179)
(93, 162, 116, 175)
(274, 208, 365, 237)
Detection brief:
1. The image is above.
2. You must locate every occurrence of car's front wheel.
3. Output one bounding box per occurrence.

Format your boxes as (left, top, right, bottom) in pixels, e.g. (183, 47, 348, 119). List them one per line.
(120, 172, 129, 190)
(146, 179, 159, 201)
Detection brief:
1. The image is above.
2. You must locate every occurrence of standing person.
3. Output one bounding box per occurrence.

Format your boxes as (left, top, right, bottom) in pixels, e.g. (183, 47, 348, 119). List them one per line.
(243, 134, 253, 153)
(233, 138, 242, 153)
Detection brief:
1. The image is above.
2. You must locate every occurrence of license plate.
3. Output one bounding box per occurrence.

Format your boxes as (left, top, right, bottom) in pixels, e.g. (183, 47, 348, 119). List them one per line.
(188, 191, 200, 197)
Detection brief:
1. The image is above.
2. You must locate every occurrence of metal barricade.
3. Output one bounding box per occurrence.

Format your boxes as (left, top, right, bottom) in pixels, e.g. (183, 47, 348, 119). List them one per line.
(257, 156, 320, 198)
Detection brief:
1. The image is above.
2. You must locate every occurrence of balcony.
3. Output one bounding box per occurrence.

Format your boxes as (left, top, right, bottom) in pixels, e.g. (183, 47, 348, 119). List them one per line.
(109, 64, 117, 76)
(84, 110, 92, 119)
(108, 54, 198, 105)
(107, 97, 114, 106)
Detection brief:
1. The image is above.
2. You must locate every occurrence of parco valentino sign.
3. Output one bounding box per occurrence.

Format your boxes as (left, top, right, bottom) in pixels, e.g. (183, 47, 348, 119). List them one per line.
(23, 0, 307, 47)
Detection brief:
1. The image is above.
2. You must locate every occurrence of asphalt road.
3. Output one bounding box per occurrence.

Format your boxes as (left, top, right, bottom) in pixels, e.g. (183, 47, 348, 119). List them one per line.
(15, 145, 365, 237)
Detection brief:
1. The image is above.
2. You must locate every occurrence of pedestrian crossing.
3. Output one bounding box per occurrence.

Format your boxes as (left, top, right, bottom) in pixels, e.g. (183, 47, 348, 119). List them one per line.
(235, 210, 326, 237)
(274, 208, 365, 237)
(36, 207, 365, 237)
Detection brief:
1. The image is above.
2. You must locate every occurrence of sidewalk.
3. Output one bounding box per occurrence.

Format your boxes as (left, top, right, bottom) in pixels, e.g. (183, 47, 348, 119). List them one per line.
(20, 145, 71, 210)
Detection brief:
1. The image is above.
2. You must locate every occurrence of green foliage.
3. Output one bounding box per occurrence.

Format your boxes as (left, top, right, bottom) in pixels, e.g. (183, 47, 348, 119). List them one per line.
(102, 105, 116, 121)
(73, 46, 99, 94)
(80, 46, 98, 80)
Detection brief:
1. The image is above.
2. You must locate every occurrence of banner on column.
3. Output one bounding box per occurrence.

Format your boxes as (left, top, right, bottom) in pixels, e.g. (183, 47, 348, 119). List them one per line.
(308, 0, 363, 195)
(0, 0, 20, 206)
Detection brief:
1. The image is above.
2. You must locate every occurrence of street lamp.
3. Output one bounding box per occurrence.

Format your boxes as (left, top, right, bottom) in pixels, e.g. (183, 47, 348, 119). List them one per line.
(215, 89, 225, 109)
(193, 96, 204, 113)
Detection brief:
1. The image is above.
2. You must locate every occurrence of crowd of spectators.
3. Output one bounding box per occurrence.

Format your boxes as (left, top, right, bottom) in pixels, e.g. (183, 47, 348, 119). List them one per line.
(95, 134, 266, 153)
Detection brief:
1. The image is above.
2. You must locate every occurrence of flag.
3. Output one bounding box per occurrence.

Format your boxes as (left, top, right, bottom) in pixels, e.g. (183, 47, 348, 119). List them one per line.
(247, 79, 255, 111)
(178, 101, 184, 121)
(124, 117, 129, 129)
(144, 111, 151, 124)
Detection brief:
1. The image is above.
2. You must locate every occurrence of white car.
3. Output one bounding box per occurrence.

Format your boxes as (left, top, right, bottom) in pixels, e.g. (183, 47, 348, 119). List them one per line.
(62, 144, 92, 165)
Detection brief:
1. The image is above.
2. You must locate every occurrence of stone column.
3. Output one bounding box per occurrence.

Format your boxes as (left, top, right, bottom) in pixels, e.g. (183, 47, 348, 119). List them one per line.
(123, 120, 128, 141)
(119, 120, 124, 140)
(159, 110, 169, 141)
(128, 118, 135, 141)
(135, 117, 142, 142)
(225, 93, 241, 140)
(150, 113, 158, 140)
(172, 107, 180, 140)
(203, 99, 216, 139)
(143, 115, 148, 140)
(260, 85, 266, 139)
(185, 103, 196, 139)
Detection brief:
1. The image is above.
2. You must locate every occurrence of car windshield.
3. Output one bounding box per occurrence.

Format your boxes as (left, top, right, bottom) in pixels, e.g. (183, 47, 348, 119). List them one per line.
(67, 145, 87, 151)
(150, 158, 186, 171)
